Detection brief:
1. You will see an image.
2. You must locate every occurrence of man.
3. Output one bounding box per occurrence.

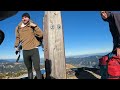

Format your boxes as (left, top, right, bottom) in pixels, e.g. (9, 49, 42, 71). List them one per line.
(14, 13, 43, 79)
(100, 11, 120, 57)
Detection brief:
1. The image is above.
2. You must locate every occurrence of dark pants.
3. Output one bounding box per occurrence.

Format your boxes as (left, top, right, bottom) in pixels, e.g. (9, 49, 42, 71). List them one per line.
(23, 48, 42, 79)
(100, 65, 108, 79)
(112, 43, 117, 54)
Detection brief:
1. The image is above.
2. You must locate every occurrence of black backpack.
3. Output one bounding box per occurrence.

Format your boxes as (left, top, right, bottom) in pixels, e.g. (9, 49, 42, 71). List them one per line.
(0, 30, 5, 45)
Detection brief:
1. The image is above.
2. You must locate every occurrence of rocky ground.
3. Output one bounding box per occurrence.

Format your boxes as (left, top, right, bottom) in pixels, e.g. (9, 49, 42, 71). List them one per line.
(66, 64, 101, 79)
(6, 64, 101, 79)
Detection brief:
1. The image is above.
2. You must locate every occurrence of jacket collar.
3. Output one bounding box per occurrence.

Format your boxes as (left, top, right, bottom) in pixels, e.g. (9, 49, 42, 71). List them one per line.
(18, 20, 34, 27)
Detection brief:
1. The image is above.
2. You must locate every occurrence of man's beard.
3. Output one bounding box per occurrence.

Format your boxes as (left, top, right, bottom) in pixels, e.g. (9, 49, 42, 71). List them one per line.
(23, 20, 29, 25)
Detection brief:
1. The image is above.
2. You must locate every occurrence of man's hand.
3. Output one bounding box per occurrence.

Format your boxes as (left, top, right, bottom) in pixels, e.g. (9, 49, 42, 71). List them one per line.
(116, 48, 120, 58)
(15, 47, 18, 51)
(15, 47, 19, 55)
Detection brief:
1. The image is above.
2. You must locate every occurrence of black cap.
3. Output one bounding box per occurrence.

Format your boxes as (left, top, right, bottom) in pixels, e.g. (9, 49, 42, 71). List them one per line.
(22, 13, 30, 19)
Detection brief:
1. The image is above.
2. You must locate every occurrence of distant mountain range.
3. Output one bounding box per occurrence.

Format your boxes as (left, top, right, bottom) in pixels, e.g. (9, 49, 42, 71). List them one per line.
(0, 60, 12, 63)
(0, 58, 45, 65)
(66, 52, 109, 58)
(0, 52, 110, 68)
(65, 52, 110, 68)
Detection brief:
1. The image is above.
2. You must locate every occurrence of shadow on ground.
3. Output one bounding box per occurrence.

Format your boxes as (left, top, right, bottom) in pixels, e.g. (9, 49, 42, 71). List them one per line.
(20, 74, 45, 79)
(71, 67, 101, 79)
(19, 67, 101, 79)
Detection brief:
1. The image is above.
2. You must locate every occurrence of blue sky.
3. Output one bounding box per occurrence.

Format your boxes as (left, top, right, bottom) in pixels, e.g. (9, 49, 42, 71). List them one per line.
(0, 11, 113, 59)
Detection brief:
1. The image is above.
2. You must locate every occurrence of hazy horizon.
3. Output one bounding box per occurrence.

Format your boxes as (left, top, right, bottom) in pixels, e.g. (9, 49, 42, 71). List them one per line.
(0, 51, 109, 60)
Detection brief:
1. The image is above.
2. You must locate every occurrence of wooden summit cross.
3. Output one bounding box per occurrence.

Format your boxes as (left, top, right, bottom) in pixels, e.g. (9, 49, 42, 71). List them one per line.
(43, 11, 66, 79)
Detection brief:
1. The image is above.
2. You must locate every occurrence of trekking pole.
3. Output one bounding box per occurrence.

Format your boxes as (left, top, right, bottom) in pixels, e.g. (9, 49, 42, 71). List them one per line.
(15, 45, 22, 62)
(16, 51, 20, 62)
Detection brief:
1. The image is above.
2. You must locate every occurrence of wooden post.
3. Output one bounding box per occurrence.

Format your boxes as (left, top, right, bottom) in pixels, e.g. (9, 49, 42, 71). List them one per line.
(43, 11, 66, 79)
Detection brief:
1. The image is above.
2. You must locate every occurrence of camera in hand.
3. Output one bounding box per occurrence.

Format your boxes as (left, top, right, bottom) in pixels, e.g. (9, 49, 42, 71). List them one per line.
(15, 45, 22, 55)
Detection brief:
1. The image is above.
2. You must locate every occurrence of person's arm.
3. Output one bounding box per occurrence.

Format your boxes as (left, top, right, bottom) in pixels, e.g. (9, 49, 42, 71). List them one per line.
(30, 21, 43, 39)
(33, 25, 44, 49)
(116, 48, 120, 58)
(100, 11, 113, 21)
(14, 26, 20, 48)
(116, 37, 120, 57)
(33, 25, 43, 39)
